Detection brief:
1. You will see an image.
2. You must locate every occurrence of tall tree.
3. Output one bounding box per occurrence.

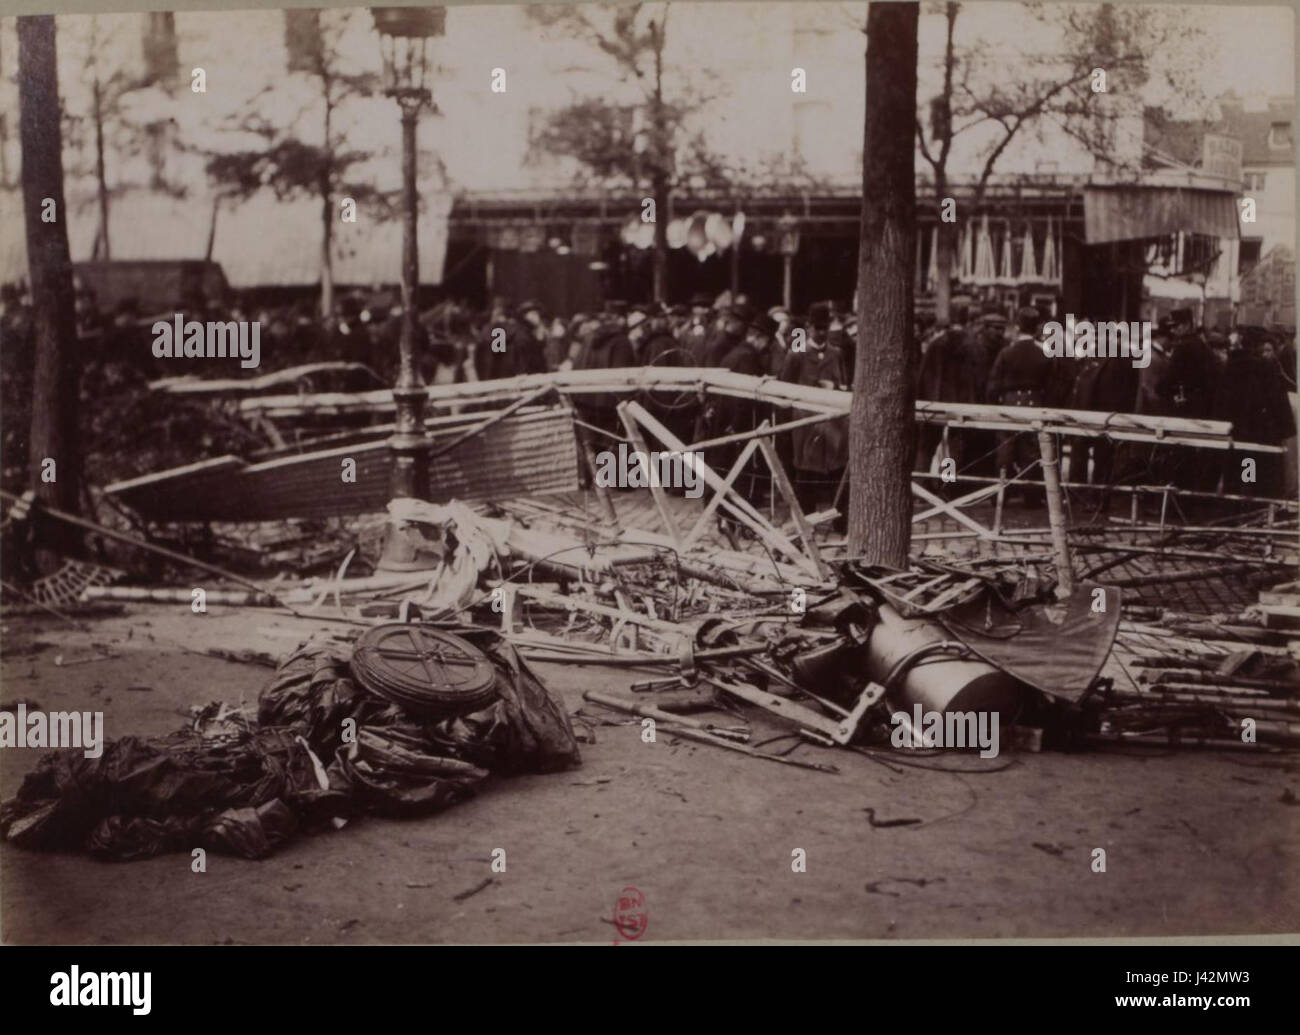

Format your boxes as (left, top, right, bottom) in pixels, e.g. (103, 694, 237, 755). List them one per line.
(206, 9, 390, 317)
(18, 15, 82, 560)
(849, 2, 918, 567)
(527, 3, 721, 303)
(61, 15, 163, 260)
(916, 2, 960, 325)
(917, 1, 1207, 323)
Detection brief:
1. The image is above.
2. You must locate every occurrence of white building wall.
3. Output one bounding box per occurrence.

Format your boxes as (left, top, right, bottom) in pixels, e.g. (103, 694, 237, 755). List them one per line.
(1245, 163, 1296, 255)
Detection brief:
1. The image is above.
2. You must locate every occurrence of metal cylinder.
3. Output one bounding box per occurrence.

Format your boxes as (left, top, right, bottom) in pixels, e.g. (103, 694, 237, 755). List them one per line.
(865, 603, 1025, 718)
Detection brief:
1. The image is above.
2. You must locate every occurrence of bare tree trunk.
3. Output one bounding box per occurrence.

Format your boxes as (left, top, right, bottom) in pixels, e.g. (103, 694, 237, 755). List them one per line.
(729, 199, 741, 296)
(19, 15, 83, 562)
(204, 194, 220, 261)
(649, 21, 669, 304)
(652, 173, 668, 304)
(920, 3, 958, 325)
(848, 2, 918, 567)
(92, 74, 110, 260)
(319, 85, 335, 318)
(319, 185, 334, 318)
(935, 193, 956, 321)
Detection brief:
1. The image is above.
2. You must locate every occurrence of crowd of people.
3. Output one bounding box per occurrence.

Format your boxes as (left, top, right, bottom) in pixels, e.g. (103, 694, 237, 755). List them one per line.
(915, 303, 1297, 502)
(428, 293, 1297, 508)
(2, 280, 1296, 509)
(437, 293, 860, 519)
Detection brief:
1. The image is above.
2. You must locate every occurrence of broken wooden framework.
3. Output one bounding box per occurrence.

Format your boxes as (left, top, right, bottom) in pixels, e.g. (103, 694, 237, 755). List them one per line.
(16, 368, 1300, 755)
(235, 367, 1282, 453)
(105, 368, 1295, 597)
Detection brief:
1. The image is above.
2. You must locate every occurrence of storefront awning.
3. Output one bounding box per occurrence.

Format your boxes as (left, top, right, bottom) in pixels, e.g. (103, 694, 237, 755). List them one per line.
(1084, 186, 1240, 245)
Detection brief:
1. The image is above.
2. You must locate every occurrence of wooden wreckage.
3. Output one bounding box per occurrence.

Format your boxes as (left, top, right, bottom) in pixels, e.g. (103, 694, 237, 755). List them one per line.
(57, 368, 1300, 761)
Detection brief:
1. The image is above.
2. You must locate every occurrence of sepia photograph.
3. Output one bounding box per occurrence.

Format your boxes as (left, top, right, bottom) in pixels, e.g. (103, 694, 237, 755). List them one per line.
(0, 0, 1296, 975)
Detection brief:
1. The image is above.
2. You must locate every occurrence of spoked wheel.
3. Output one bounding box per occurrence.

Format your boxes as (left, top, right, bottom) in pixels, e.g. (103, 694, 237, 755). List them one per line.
(351, 624, 499, 717)
(639, 348, 701, 413)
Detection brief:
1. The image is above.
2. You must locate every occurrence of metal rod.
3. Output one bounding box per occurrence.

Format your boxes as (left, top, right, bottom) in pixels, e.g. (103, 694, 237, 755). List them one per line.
(0, 489, 289, 607)
(584, 690, 749, 741)
(584, 690, 838, 771)
(0, 578, 92, 630)
(1036, 431, 1074, 596)
(657, 722, 840, 771)
(1113, 690, 1299, 714)
(428, 385, 555, 462)
(1102, 562, 1262, 589)
(1145, 681, 1300, 702)
(1142, 669, 1295, 692)
(687, 409, 836, 453)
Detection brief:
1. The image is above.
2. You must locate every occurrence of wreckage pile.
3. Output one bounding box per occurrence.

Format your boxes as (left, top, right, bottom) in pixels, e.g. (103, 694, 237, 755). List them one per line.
(2, 370, 1298, 856)
(0, 627, 580, 860)
(362, 491, 1298, 759)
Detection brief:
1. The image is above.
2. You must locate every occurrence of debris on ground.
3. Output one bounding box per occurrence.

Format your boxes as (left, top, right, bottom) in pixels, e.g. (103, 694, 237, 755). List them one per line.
(2, 373, 1297, 862)
(0, 627, 580, 860)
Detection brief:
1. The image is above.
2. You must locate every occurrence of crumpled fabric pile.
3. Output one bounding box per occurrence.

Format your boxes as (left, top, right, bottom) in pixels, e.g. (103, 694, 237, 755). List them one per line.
(0, 626, 580, 860)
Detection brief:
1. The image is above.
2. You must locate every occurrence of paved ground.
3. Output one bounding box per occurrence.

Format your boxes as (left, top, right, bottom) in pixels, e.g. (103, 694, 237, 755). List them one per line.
(2, 604, 1297, 944)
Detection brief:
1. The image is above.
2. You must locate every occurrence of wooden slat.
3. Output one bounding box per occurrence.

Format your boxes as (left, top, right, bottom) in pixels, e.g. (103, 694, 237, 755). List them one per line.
(900, 573, 950, 602)
(236, 368, 1281, 451)
(109, 408, 578, 522)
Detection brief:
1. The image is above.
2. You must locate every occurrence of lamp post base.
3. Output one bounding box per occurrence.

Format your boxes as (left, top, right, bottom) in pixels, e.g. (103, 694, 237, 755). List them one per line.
(376, 510, 444, 572)
(388, 384, 430, 500)
(379, 384, 433, 572)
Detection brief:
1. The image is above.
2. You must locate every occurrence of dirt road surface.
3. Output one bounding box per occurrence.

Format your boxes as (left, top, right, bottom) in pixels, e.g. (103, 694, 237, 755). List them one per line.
(2, 605, 1297, 944)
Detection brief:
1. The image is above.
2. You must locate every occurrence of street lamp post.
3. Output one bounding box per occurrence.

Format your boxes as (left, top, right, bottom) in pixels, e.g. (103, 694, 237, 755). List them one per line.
(778, 212, 801, 312)
(373, 6, 444, 502)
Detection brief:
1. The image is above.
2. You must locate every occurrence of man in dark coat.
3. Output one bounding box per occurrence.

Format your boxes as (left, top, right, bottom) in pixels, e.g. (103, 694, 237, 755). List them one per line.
(681, 293, 714, 365)
(473, 300, 509, 381)
(692, 313, 771, 495)
(915, 312, 977, 481)
(961, 310, 1007, 475)
(512, 299, 550, 375)
(636, 313, 684, 368)
(625, 305, 652, 361)
(636, 312, 696, 447)
(1276, 335, 1297, 392)
(747, 313, 782, 377)
(781, 304, 848, 519)
(1165, 307, 1217, 491)
(574, 311, 637, 435)
(733, 314, 785, 500)
(477, 304, 546, 380)
(715, 314, 777, 425)
(1213, 329, 1297, 498)
(1167, 309, 1215, 415)
(1100, 327, 1174, 489)
(987, 306, 1051, 502)
(1063, 352, 1138, 497)
(828, 311, 854, 381)
(703, 305, 749, 367)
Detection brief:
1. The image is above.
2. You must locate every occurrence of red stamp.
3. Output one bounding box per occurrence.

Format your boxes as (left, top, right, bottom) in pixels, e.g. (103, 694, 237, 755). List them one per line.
(613, 886, 648, 942)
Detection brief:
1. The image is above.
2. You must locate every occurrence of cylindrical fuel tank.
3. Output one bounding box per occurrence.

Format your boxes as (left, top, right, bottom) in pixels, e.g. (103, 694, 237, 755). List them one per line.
(865, 603, 1025, 718)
